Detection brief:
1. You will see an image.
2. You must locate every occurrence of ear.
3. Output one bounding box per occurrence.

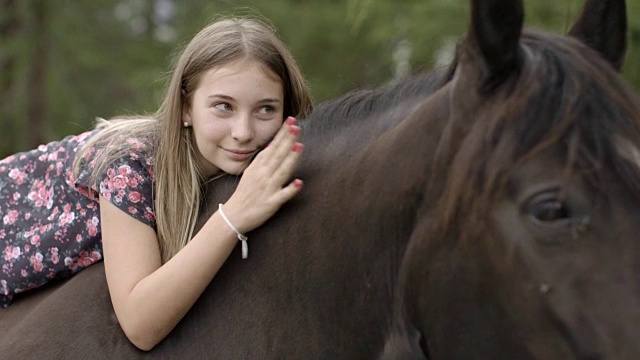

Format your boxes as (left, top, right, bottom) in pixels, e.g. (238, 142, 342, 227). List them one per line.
(182, 106, 191, 124)
(568, 0, 627, 71)
(470, 0, 524, 91)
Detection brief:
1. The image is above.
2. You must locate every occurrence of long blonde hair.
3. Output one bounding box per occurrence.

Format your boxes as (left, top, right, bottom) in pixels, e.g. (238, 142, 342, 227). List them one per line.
(74, 17, 313, 263)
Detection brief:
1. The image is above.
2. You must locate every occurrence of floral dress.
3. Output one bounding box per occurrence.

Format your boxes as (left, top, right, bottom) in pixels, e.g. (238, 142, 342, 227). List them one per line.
(0, 130, 156, 307)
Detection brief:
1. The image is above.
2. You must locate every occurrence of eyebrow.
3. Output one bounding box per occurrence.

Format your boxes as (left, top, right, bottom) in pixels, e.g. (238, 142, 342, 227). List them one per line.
(207, 94, 282, 104)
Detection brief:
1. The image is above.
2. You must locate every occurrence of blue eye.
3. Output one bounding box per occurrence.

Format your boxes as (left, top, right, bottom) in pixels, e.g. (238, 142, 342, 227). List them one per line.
(258, 106, 275, 114)
(214, 103, 232, 111)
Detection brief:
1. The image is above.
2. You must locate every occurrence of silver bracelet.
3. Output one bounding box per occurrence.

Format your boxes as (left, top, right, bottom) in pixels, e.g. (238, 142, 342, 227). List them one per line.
(218, 203, 248, 259)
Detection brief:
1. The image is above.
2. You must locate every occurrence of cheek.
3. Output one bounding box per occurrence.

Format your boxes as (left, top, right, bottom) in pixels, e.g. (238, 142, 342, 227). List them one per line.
(256, 121, 283, 140)
(194, 121, 228, 143)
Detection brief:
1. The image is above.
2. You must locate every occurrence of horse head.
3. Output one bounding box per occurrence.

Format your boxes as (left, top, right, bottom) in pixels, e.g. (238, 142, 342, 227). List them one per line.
(382, 0, 640, 358)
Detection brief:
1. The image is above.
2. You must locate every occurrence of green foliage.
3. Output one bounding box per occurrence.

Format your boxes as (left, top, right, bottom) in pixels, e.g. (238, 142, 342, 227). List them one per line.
(1, 0, 639, 157)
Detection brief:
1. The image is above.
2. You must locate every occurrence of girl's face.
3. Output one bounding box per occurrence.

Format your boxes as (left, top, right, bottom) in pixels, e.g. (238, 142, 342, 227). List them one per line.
(183, 60, 285, 176)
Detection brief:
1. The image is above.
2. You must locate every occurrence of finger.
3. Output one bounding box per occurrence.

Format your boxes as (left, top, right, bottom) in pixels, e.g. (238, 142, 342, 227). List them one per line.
(270, 117, 297, 150)
(264, 123, 300, 171)
(252, 117, 298, 163)
(270, 142, 304, 186)
(273, 178, 303, 206)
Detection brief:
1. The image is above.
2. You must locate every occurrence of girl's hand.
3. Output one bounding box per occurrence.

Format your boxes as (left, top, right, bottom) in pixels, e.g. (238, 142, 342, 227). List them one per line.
(221, 116, 304, 233)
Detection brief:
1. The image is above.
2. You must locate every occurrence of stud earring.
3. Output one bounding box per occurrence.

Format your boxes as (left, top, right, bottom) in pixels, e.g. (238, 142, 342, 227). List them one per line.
(183, 122, 189, 128)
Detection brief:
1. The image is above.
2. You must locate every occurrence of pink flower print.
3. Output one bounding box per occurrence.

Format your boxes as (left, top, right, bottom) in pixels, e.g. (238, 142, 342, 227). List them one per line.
(127, 176, 139, 187)
(76, 234, 82, 243)
(1, 279, 8, 296)
(87, 216, 99, 237)
(46, 208, 55, 221)
(128, 191, 141, 203)
(49, 248, 60, 265)
(127, 138, 145, 150)
(28, 180, 52, 208)
(3, 210, 19, 225)
(8, 168, 26, 185)
(25, 213, 31, 220)
(128, 206, 138, 215)
(30, 234, 41, 246)
(58, 210, 76, 226)
(21, 269, 28, 277)
(101, 187, 112, 200)
(146, 167, 154, 180)
(118, 165, 132, 176)
(72, 251, 95, 267)
(31, 252, 44, 272)
(64, 256, 77, 271)
(12, 192, 20, 201)
(11, 246, 21, 259)
(112, 175, 127, 190)
(113, 189, 125, 204)
(39, 223, 52, 234)
(4, 246, 13, 261)
(24, 244, 30, 252)
(144, 209, 155, 222)
(71, 250, 102, 268)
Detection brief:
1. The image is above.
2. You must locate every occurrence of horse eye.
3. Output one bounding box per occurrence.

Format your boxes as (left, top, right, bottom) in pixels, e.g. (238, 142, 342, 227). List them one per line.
(527, 198, 570, 222)
(533, 200, 570, 221)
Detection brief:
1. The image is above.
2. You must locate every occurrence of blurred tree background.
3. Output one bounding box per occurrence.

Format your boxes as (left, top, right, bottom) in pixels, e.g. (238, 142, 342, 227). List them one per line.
(1, 0, 639, 157)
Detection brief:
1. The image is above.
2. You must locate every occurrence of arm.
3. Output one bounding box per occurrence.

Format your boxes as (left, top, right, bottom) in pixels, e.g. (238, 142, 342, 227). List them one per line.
(101, 121, 303, 351)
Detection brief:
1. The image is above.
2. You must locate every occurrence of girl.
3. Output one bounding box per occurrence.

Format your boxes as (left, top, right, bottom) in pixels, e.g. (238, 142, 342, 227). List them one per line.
(0, 17, 313, 351)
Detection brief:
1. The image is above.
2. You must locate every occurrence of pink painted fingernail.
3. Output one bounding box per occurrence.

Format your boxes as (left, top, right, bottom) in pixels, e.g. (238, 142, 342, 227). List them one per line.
(289, 125, 300, 136)
(292, 142, 303, 153)
(285, 117, 296, 126)
(293, 179, 303, 189)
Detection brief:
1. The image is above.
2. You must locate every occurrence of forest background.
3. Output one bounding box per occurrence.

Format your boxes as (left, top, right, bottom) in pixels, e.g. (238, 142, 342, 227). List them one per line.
(1, 0, 639, 157)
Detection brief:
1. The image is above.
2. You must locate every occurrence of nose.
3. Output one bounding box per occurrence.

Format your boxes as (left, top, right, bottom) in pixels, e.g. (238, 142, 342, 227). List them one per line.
(231, 113, 254, 143)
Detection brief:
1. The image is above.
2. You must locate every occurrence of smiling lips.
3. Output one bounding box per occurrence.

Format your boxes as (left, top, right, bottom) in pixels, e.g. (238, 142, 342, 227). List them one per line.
(224, 148, 257, 161)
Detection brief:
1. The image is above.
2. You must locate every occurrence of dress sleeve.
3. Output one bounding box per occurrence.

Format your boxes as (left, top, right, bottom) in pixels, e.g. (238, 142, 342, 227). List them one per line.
(74, 153, 156, 230)
(96, 156, 156, 229)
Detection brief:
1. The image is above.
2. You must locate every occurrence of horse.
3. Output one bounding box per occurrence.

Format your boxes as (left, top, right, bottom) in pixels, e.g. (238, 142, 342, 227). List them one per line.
(379, 0, 640, 359)
(1, 0, 639, 359)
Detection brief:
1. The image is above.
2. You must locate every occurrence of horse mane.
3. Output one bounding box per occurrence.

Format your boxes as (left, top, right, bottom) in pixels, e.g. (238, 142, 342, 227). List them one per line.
(436, 29, 640, 238)
(301, 66, 454, 137)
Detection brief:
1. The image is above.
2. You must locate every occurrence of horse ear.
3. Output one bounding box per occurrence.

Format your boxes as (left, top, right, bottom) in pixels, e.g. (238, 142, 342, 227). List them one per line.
(568, 0, 627, 71)
(470, 0, 524, 91)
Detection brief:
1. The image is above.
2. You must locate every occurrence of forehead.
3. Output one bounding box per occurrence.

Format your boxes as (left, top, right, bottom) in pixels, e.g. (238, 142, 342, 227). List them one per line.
(195, 59, 283, 98)
(204, 59, 281, 84)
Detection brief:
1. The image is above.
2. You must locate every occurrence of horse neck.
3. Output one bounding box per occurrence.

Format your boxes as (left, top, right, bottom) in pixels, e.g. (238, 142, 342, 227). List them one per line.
(306, 85, 453, 289)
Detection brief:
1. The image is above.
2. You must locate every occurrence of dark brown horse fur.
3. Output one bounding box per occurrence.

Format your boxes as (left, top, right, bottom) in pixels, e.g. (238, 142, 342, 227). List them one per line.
(3, 0, 640, 359)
